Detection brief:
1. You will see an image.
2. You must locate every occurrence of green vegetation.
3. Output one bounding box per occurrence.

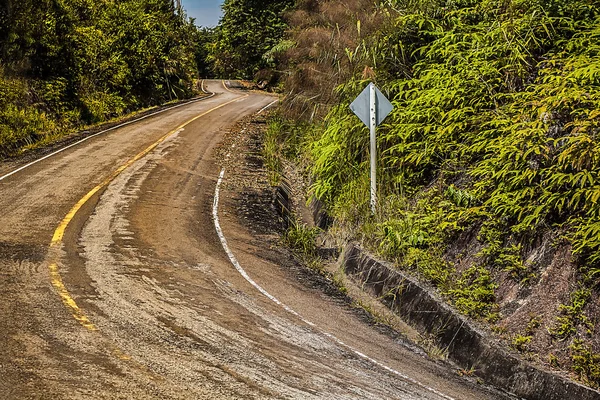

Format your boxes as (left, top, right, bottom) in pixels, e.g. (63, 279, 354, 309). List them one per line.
(209, 0, 295, 81)
(511, 334, 532, 352)
(283, 219, 320, 258)
(0, 0, 205, 155)
(274, 0, 600, 387)
(512, 315, 541, 353)
(0, 0, 299, 156)
(551, 287, 594, 339)
(571, 339, 600, 389)
(263, 117, 285, 185)
(263, 115, 312, 185)
(302, 0, 600, 296)
(449, 265, 499, 322)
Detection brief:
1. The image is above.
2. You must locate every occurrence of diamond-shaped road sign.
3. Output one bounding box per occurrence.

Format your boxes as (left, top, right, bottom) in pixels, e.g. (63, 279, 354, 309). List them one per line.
(349, 82, 394, 215)
(349, 83, 393, 127)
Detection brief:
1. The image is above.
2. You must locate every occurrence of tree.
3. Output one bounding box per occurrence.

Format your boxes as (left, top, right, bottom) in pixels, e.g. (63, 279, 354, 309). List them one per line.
(193, 27, 216, 78)
(210, 0, 294, 80)
(0, 0, 205, 153)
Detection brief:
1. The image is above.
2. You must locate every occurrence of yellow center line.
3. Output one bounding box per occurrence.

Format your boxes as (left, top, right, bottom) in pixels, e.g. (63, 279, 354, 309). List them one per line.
(222, 80, 238, 93)
(48, 91, 249, 332)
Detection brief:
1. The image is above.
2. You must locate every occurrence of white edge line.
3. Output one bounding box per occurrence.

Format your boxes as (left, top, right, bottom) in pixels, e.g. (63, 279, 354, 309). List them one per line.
(212, 169, 455, 400)
(256, 100, 278, 115)
(0, 91, 216, 182)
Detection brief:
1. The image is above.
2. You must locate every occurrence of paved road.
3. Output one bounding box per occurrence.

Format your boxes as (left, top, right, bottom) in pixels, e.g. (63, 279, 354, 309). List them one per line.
(0, 81, 510, 399)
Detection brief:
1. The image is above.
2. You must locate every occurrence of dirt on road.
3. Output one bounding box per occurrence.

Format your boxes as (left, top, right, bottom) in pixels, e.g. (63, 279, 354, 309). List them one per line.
(0, 81, 512, 399)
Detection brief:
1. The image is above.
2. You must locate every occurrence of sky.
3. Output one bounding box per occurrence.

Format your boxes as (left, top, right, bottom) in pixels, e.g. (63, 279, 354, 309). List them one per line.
(181, 0, 224, 28)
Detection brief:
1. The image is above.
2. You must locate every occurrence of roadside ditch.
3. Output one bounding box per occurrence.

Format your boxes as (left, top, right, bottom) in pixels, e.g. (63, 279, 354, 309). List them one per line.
(218, 111, 600, 400)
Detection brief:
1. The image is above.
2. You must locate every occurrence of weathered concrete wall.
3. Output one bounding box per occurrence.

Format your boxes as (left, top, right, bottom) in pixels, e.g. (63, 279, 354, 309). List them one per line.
(275, 170, 600, 400)
(342, 243, 600, 400)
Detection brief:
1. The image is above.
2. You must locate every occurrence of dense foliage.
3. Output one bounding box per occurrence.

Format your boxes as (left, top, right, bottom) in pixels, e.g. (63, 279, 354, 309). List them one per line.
(0, 0, 203, 155)
(310, 0, 600, 314)
(209, 0, 295, 80)
(277, 0, 600, 387)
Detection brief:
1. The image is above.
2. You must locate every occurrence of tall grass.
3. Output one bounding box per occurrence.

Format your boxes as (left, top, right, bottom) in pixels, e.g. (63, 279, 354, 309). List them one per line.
(0, 73, 59, 155)
(282, 0, 600, 386)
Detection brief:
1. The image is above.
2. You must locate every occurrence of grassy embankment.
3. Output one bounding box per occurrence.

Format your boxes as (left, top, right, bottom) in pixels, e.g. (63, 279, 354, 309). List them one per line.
(266, 0, 600, 388)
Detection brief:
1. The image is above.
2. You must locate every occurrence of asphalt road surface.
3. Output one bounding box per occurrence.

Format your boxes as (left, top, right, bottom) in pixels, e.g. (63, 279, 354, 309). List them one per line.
(0, 81, 512, 399)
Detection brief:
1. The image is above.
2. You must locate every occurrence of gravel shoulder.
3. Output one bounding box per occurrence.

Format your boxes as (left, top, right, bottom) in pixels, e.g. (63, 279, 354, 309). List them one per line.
(214, 112, 515, 400)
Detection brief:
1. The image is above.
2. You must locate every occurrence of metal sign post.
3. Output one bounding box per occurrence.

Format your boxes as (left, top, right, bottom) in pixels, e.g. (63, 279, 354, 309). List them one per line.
(369, 83, 377, 214)
(350, 82, 394, 215)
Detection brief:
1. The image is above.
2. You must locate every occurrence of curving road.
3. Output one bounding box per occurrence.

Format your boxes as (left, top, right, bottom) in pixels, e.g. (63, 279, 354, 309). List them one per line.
(0, 80, 510, 399)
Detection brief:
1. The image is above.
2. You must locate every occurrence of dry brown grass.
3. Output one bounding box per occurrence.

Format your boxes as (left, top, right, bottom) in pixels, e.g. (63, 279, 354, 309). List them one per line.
(282, 0, 385, 121)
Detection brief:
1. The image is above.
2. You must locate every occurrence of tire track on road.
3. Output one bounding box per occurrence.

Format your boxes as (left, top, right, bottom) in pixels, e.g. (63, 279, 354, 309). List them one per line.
(47, 93, 248, 332)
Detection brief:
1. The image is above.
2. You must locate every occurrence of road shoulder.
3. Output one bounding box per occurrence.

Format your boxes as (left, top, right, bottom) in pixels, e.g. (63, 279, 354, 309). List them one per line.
(214, 113, 514, 400)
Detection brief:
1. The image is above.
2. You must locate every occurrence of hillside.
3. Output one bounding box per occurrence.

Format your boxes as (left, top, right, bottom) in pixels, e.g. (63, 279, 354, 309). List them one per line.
(273, 0, 600, 389)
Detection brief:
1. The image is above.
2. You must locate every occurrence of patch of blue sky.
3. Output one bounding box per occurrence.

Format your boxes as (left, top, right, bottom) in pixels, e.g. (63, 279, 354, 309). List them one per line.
(181, 0, 224, 27)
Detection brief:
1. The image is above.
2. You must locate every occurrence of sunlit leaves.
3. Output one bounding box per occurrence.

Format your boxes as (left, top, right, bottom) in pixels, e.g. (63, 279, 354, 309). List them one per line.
(0, 0, 202, 152)
(210, 0, 294, 79)
(303, 0, 600, 324)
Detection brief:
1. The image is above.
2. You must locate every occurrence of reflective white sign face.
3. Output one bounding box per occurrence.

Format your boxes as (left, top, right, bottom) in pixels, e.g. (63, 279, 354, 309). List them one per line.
(349, 83, 393, 127)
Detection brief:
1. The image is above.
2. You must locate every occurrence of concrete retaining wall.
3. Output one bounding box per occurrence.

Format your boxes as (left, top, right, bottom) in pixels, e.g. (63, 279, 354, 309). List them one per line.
(342, 243, 600, 400)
